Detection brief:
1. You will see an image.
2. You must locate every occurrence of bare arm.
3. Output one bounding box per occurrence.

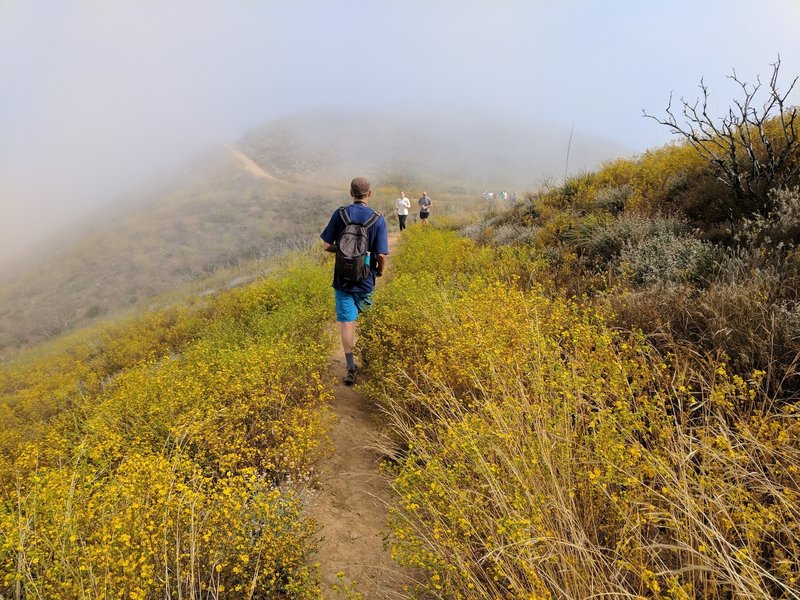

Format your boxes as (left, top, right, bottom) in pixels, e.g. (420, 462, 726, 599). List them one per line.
(376, 254, 387, 276)
(322, 240, 336, 253)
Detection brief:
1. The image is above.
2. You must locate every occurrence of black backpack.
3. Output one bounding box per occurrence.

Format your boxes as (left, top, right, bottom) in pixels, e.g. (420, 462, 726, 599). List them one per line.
(335, 207, 380, 283)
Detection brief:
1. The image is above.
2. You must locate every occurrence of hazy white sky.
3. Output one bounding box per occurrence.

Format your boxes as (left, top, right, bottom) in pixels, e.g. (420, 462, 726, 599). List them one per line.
(1, 0, 799, 259)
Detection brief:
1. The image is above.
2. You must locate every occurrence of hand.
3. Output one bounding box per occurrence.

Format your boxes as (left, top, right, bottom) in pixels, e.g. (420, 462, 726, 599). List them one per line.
(376, 269, 383, 277)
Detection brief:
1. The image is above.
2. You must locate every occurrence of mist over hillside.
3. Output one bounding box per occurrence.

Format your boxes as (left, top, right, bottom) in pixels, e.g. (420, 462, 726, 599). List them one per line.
(0, 109, 630, 356)
(239, 108, 632, 190)
(0, 143, 340, 355)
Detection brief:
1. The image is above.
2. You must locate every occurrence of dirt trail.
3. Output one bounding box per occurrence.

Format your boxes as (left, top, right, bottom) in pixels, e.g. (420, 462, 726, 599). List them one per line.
(225, 144, 288, 182)
(309, 232, 420, 598)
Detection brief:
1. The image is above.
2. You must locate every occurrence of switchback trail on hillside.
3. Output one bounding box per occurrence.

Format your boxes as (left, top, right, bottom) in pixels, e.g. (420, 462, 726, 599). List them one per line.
(309, 231, 421, 598)
(225, 144, 290, 183)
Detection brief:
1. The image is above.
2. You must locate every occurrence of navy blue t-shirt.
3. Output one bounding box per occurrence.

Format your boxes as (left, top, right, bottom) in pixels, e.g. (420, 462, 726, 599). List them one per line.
(320, 203, 389, 293)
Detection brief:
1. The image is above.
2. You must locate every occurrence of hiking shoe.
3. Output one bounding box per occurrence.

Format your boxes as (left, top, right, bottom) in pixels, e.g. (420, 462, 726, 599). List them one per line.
(343, 366, 358, 386)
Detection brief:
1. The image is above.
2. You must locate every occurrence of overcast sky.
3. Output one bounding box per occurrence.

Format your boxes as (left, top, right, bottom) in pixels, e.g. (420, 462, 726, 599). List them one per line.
(1, 0, 799, 260)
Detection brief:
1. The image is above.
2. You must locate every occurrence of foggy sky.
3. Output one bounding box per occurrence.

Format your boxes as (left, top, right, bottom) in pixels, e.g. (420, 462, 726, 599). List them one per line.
(2, 0, 799, 260)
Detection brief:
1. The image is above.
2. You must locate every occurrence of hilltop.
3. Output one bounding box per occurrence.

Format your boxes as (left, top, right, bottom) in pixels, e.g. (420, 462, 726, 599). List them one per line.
(238, 108, 632, 190)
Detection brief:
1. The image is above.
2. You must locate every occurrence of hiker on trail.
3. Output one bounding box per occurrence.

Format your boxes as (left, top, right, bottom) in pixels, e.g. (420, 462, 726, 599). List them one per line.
(320, 177, 389, 386)
(395, 191, 411, 231)
(418, 191, 432, 225)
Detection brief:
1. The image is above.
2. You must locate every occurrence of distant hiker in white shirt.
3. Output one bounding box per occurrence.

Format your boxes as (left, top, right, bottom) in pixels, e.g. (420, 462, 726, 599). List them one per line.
(395, 191, 411, 231)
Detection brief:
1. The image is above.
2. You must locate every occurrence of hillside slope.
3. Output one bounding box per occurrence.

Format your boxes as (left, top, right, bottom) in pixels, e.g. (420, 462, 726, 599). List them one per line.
(0, 250, 337, 597)
(0, 147, 343, 354)
(1, 108, 628, 356)
(358, 226, 800, 599)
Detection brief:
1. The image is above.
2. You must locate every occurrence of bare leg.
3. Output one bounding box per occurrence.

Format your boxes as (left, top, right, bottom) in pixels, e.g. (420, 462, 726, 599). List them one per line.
(340, 320, 358, 384)
(340, 321, 356, 355)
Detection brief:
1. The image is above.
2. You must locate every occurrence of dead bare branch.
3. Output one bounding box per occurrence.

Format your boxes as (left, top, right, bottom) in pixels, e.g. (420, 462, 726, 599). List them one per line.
(643, 58, 799, 221)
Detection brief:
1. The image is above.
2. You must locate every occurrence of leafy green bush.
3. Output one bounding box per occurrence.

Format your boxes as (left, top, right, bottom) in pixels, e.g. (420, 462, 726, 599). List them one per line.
(462, 220, 539, 247)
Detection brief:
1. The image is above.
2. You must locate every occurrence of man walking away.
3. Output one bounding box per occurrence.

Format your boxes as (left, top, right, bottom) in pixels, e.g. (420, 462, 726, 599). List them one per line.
(395, 191, 411, 231)
(320, 177, 389, 385)
(418, 191, 432, 226)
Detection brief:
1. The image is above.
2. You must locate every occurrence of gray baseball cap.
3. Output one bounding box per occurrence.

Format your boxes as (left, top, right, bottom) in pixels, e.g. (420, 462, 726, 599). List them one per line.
(350, 177, 371, 198)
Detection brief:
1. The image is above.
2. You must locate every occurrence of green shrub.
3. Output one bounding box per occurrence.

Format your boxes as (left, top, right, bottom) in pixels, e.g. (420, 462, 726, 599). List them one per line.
(567, 214, 686, 271)
(738, 186, 800, 249)
(618, 230, 717, 287)
(593, 183, 632, 214)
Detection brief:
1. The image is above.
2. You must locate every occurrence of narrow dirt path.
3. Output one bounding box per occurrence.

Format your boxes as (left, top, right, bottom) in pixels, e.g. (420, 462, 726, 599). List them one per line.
(309, 231, 420, 598)
(225, 144, 289, 183)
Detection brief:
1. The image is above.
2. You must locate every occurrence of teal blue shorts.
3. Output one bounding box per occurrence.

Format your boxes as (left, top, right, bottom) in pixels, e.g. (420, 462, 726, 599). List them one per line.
(334, 289, 373, 322)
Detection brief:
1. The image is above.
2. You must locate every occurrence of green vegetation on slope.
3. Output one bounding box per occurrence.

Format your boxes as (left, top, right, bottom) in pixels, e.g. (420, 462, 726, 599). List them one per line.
(0, 147, 343, 355)
(355, 104, 800, 597)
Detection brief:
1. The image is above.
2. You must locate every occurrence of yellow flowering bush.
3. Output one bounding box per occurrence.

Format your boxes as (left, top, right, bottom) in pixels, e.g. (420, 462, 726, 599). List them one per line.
(361, 228, 800, 599)
(1, 256, 334, 597)
(583, 145, 706, 212)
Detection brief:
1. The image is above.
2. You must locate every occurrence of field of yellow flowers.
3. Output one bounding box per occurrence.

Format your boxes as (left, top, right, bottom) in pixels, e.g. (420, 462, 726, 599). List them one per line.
(359, 228, 800, 599)
(3, 193, 799, 599)
(0, 254, 334, 598)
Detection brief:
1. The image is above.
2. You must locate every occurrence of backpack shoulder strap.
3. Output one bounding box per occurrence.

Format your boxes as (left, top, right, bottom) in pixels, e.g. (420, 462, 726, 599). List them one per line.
(338, 207, 351, 225)
(364, 212, 380, 229)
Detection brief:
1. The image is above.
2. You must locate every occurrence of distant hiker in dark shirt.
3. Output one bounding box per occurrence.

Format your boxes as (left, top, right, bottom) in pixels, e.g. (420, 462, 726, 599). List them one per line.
(320, 177, 389, 385)
(418, 191, 432, 225)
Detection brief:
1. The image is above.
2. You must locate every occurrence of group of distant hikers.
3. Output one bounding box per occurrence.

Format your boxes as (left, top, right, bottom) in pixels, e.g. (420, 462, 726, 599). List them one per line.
(482, 190, 517, 202)
(320, 178, 430, 385)
(394, 190, 432, 231)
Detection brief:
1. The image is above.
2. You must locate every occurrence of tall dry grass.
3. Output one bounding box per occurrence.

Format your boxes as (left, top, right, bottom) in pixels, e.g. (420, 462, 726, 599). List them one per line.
(361, 228, 800, 599)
